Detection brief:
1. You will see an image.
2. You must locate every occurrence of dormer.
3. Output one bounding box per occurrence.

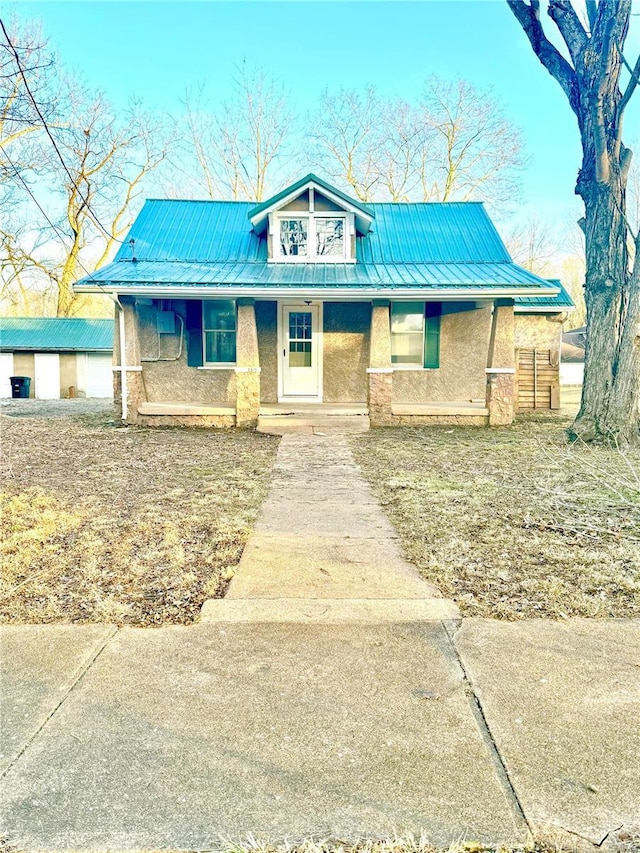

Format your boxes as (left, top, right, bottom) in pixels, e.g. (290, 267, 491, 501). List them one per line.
(248, 174, 374, 263)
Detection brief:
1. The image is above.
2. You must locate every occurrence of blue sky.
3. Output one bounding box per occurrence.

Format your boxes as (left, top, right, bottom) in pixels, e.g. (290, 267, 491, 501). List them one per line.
(13, 1, 640, 228)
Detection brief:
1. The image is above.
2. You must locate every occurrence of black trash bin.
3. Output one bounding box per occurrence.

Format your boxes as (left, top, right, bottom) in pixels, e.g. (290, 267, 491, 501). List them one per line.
(10, 376, 31, 398)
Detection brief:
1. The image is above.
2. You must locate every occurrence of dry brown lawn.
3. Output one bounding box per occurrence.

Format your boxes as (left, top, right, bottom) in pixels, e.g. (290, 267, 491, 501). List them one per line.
(351, 413, 640, 620)
(0, 410, 278, 626)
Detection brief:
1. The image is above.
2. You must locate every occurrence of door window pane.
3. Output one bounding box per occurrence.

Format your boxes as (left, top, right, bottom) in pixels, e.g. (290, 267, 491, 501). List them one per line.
(316, 218, 344, 256)
(288, 312, 312, 367)
(280, 220, 308, 256)
(289, 312, 312, 340)
(289, 341, 312, 367)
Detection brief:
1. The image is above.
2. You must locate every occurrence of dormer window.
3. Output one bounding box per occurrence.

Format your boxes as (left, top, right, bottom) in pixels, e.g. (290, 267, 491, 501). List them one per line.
(316, 218, 344, 256)
(276, 213, 347, 261)
(248, 174, 374, 264)
(280, 219, 308, 256)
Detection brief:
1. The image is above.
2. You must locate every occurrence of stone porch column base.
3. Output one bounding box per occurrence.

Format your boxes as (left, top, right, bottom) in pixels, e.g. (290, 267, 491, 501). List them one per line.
(486, 369, 516, 426)
(367, 368, 393, 426)
(235, 367, 261, 428)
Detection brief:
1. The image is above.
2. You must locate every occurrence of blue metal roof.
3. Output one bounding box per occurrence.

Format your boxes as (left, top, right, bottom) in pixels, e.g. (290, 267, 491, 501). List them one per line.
(76, 195, 557, 299)
(0, 318, 114, 352)
(81, 259, 551, 289)
(515, 279, 574, 312)
(113, 199, 511, 265)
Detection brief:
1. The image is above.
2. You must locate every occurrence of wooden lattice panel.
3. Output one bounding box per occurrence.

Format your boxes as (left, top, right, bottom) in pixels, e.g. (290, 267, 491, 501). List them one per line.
(517, 348, 560, 410)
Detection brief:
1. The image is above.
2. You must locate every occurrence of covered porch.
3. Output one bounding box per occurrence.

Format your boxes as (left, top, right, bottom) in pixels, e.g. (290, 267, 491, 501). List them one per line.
(114, 294, 515, 429)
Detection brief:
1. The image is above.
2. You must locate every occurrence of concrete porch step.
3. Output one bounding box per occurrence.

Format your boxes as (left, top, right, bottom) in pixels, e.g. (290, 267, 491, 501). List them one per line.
(257, 415, 370, 434)
(257, 404, 370, 434)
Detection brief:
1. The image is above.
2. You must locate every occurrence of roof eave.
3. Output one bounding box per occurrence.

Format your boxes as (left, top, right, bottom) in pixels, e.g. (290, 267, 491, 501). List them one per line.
(515, 304, 575, 314)
(74, 283, 559, 300)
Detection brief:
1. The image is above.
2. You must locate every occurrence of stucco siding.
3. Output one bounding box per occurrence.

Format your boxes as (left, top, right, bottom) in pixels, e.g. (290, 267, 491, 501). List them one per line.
(256, 300, 278, 403)
(393, 304, 492, 403)
(136, 301, 236, 404)
(323, 302, 370, 403)
(59, 354, 76, 397)
(12, 354, 34, 396)
(515, 314, 562, 351)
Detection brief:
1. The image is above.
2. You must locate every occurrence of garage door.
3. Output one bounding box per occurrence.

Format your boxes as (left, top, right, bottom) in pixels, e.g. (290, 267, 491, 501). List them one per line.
(0, 353, 14, 398)
(86, 353, 114, 398)
(34, 353, 60, 399)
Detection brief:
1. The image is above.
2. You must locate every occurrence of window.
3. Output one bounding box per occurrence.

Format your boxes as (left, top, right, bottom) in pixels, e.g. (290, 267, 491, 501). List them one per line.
(288, 311, 312, 367)
(316, 218, 344, 256)
(276, 214, 347, 261)
(391, 302, 441, 368)
(280, 219, 308, 256)
(203, 300, 236, 364)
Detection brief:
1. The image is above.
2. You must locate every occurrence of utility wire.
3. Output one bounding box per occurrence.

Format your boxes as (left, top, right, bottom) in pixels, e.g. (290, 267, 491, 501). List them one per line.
(0, 140, 110, 294)
(0, 17, 125, 245)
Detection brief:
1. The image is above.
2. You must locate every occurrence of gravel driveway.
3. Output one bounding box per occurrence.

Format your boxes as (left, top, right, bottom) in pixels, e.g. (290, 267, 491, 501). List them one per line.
(0, 398, 114, 418)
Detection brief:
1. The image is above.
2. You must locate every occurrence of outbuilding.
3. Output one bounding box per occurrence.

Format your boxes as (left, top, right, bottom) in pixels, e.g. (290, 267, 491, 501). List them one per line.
(0, 317, 114, 399)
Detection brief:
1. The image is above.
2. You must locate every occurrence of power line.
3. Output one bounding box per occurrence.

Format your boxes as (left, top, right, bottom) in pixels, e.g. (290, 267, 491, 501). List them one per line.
(0, 17, 125, 246)
(0, 140, 111, 295)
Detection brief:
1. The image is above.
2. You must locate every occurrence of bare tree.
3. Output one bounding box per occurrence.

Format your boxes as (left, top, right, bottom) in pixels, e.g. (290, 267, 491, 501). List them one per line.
(44, 89, 170, 316)
(0, 18, 54, 177)
(0, 22, 172, 318)
(375, 97, 424, 202)
(183, 65, 296, 201)
(418, 76, 524, 203)
(508, 0, 640, 445)
(309, 87, 382, 202)
(505, 215, 559, 274)
(309, 79, 523, 205)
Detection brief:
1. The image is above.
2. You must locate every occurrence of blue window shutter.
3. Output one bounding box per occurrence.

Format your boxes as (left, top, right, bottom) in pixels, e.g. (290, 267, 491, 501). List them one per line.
(186, 300, 203, 367)
(424, 303, 441, 369)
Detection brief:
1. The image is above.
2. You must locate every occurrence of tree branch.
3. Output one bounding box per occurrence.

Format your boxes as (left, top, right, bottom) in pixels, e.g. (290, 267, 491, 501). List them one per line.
(585, 0, 598, 31)
(548, 0, 589, 66)
(506, 0, 580, 115)
(619, 50, 640, 116)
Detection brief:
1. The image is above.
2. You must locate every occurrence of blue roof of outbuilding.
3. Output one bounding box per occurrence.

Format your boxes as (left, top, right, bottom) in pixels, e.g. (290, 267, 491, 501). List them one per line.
(515, 279, 574, 312)
(0, 318, 114, 352)
(76, 195, 559, 300)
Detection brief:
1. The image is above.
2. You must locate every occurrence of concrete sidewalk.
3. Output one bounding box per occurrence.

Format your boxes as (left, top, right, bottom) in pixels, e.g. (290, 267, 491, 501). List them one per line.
(1, 620, 638, 851)
(1, 434, 639, 850)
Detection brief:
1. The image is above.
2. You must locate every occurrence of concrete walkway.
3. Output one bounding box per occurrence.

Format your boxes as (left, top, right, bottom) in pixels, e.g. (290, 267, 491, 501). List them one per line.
(1, 434, 639, 851)
(202, 434, 458, 623)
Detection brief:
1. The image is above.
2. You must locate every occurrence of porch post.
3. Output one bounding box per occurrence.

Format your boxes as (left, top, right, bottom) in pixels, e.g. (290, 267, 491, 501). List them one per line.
(235, 298, 261, 428)
(367, 299, 394, 426)
(485, 299, 516, 426)
(114, 296, 145, 425)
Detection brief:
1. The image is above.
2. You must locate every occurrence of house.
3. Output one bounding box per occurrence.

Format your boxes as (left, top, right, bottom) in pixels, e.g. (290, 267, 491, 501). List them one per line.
(0, 318, 114, 399)
(73, 174, 572, 429)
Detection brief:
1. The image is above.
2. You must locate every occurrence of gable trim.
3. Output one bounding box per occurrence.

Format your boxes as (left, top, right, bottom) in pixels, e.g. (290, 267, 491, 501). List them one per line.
(248, 174, 374, 233)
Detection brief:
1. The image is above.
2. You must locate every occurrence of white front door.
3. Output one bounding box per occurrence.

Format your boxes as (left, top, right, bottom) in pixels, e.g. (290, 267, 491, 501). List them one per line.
(280, 304, 321, 399)
(34, 353, 60, 399)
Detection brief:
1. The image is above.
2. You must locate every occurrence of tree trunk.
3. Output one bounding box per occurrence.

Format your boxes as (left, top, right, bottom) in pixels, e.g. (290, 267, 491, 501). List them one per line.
(570, 181, 639, 444)
(506, 0, 640, 445)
